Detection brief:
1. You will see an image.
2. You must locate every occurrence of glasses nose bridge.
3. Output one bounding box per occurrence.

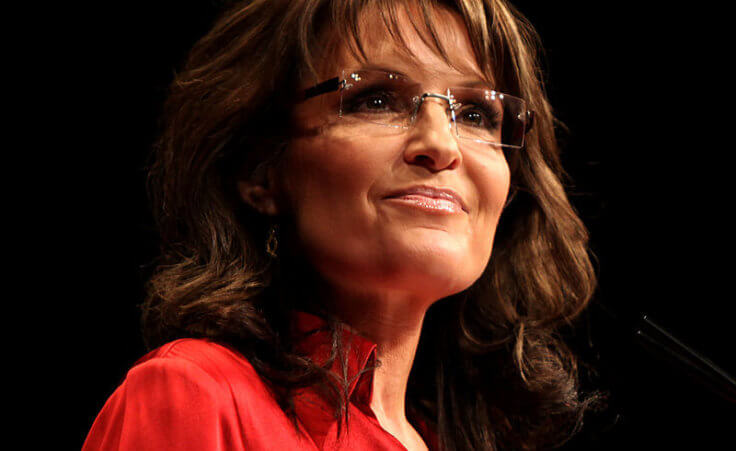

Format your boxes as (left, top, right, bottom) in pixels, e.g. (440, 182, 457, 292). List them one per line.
(410, 91, 456, 130)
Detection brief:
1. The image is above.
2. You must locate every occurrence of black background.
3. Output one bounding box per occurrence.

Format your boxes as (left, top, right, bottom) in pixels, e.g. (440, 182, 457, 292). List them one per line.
(55, 1, 734, 449)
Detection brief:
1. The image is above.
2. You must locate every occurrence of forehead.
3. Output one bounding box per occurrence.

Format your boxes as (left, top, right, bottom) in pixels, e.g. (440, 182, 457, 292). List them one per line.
(319, 4, 490, 87)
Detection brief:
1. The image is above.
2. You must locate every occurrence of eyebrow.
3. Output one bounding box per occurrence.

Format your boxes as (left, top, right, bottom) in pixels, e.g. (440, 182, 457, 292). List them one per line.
(349, 64, 492, 89)
(456, 79, 493, 89)
(350, 64, 409, 78)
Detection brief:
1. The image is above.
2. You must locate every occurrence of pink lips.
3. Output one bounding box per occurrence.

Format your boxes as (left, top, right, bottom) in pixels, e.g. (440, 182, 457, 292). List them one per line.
(384, 185, 468, 214)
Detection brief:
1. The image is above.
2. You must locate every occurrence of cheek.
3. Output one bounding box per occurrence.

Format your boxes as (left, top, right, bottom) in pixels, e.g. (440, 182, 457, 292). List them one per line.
(279, 134, 388, 255)
(473, 152, 511, 224)
(283, 135, 379, 207)
(468, 152, 511, 259)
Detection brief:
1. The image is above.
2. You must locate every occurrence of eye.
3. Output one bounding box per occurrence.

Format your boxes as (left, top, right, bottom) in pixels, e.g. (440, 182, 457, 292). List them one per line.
(456, 105, 501, 130)
(347, 90, 396, 113)
(363, 94, 389, 110)
(461, 110, 483, 126)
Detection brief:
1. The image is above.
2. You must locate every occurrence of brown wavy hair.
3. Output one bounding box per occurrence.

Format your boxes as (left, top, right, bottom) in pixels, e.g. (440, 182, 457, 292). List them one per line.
(142, 0, 599, 449)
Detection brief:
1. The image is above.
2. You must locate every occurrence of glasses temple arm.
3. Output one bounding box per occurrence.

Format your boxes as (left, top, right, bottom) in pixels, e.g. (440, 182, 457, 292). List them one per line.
(302, 77, 344, 101)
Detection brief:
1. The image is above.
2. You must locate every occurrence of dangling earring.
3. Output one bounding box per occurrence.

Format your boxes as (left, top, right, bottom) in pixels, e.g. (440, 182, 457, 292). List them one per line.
(266, 224, 279, 258)
(503, 186, 518, 210)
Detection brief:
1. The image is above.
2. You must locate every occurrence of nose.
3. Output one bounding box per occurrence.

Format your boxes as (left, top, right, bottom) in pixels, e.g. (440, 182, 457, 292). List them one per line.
(403, 96, 462, 172)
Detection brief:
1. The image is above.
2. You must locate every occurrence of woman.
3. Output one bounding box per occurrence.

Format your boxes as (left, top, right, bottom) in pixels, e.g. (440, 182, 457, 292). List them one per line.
(84, 0, 597, 449)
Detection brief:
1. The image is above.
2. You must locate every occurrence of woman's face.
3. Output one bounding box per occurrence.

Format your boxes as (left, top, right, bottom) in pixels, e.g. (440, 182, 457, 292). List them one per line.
(274, 8, 510, 304)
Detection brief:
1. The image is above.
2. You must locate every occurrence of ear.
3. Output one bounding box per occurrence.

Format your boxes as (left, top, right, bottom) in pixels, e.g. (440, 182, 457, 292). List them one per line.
(236, 161, 281, 216)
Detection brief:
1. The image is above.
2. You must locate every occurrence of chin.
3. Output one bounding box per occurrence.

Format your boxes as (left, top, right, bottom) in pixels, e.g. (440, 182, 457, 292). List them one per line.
(376, 238, 487, 299)
(308, 228, 491, 301)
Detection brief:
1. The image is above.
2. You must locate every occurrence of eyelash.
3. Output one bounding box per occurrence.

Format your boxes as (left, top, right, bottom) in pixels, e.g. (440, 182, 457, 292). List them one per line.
(456, 105, 501, 129)
(344, 88, 403, 113)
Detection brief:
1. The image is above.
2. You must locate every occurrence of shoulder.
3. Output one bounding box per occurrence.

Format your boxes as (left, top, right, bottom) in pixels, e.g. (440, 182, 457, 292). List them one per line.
(127, 338, 266, 397)
(84, 339, 274, 450)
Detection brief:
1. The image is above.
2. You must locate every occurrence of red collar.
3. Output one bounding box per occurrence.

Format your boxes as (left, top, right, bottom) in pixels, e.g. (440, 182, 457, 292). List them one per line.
(290, 311, 438, 449)
(291, 310, 378, 407)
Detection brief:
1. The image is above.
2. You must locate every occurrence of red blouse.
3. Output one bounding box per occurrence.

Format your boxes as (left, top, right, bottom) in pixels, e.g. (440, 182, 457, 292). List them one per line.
(83, 311, 438, 450)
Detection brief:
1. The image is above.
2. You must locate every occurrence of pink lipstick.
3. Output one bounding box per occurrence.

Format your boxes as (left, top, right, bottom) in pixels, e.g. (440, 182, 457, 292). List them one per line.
(384, 185, 467, 214)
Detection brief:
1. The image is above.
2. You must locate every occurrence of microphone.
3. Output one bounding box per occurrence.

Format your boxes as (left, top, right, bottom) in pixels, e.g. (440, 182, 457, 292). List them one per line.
(593, 300, 736, 403)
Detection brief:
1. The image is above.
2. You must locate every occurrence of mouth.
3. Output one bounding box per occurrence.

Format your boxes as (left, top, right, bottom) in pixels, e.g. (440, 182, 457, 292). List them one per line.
(383, 185, 468, 214)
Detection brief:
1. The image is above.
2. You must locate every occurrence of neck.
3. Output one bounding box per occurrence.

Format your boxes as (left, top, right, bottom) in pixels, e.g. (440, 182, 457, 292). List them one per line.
(325, 286, 431, 425)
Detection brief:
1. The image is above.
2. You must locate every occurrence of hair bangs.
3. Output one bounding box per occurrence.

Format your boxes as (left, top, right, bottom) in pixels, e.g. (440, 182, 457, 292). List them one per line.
(299, 0, 502, 83)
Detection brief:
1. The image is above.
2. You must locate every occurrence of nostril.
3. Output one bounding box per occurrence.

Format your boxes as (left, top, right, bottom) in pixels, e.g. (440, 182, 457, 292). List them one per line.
(412, 155, 433, 166)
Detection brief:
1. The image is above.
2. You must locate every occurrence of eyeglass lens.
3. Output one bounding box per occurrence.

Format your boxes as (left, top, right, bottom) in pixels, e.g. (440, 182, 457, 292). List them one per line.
(338, 70, 528, 149)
